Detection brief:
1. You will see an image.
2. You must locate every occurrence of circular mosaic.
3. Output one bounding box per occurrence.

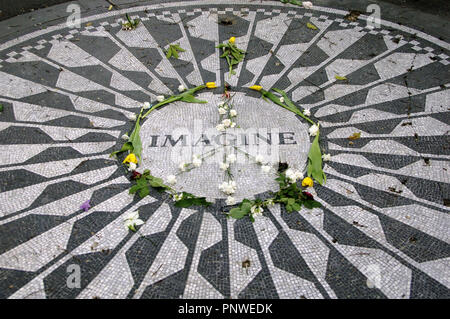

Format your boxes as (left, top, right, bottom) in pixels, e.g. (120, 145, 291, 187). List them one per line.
(0, 0, 449, 299)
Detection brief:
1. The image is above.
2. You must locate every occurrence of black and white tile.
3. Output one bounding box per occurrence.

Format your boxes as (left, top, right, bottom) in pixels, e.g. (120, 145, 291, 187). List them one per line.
(0, 0, 448, 299)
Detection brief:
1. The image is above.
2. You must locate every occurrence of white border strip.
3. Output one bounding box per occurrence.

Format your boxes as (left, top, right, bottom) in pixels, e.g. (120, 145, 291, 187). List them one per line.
(0, 0, 449, 52)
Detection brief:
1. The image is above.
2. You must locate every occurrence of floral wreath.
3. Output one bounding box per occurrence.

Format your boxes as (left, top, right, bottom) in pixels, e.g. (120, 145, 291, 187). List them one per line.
(111, 12, 329, 231)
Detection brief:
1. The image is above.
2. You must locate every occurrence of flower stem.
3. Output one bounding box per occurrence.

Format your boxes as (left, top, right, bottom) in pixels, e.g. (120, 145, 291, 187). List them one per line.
(142, 84, 207, 119)
(262, 89, 315, 125)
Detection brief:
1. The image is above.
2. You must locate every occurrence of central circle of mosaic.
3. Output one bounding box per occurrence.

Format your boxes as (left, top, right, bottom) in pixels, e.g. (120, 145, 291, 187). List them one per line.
(140, 93, 310, 200)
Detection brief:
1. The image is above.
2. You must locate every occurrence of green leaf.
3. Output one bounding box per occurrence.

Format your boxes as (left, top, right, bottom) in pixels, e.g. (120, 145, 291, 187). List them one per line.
(292, 202, 302, 211)
(229, 207, 247, 219)
(272, 88, 297, 110)
(307, 22, 318, 30)
(110, 141, 133, 157)
(166, 47, 173, 59)
(180, 94, 207, 104)
(149, 177, 165, 188)
(269, 88, 315, 125)
(139, 186, 150, 198)
(175, 195, 211, 208)
(304, 200, 322, 209)
(129, 117, 143, 162)
(307, 133, 326, 185)
(240, 200, 252, 213)
(173, 44, 185, 52)
(0, 104, 3, 112)
(129, 184, 141, 194)
(166, 44, 185, 59)
(219, 42, 245, 78)
(335, 75, 347, 81)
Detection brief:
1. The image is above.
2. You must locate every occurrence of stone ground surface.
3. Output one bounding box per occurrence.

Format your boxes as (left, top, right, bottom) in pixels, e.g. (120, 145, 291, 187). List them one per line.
(0, 0, 449, 299)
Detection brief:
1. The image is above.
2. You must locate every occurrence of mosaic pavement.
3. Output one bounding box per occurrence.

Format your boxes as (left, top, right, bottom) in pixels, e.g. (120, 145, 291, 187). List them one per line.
(0, 0, 449, 299)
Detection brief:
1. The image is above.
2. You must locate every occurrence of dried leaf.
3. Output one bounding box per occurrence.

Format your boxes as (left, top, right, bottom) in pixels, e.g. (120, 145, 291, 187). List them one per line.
(335, 75, 347, 81)
(348, 132, 361, 140)
(307, 22, 318, 30)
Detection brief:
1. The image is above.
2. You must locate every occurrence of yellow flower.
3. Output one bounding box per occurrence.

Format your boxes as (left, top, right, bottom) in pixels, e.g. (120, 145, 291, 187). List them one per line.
(206, 82, 217, 89)
(229, 36, 236, 44)
(302, 177, 314, 188)
(123, 153, 138, 164)
(249, 85, 263, 91)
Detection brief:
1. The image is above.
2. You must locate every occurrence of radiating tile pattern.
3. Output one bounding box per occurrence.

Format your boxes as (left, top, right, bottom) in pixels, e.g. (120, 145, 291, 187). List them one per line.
(0, 0, 449, 299)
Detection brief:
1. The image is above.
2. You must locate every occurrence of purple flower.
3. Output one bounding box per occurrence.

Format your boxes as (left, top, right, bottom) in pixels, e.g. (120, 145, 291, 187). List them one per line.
(80, 200, 91, 212)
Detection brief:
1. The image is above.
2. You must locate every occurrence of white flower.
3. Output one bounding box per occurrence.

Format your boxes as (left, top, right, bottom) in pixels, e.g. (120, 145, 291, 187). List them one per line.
(222, 118, 232, 127)
(156, 95, 164, 102)
(193, 157, 202, 167)
(322, 153, 331, 162)
(219, 181, 237, 195)
(255, 154, 265, 164)
(178, 84, 186, 92)
(121, 134, 129, 141)
(226, 154, 237, 164)
(294, 170, 303, 181)
(124, 210, 144, 231)
(128, 162, 137, 172)
(303, 1, 313, 9)
(216, 123, 226, 132)
(128, 113, 137, 121)
(230, 109, 237, 117)
(143, 101, 151, 109)
(261, 165, 271, 173)
(173, 193, 183, 201)
(280, 97, 285, 103)
(250, 205, 264, 217)
(225, 196, 236, 206)
(179, 162, 187, 171)
(286, 168, 303, 183)
(285, 168, 294, 178)
(167, 174, 177, 185)
(230, 122, 236, 128)
(218, 107, 227, 115)
(218, 101, 225, 107)
(309, 124, 319, 136)
(220, 162, 229, 171)
(265, 199, 275, 207)
(303, 108, 311, 116)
